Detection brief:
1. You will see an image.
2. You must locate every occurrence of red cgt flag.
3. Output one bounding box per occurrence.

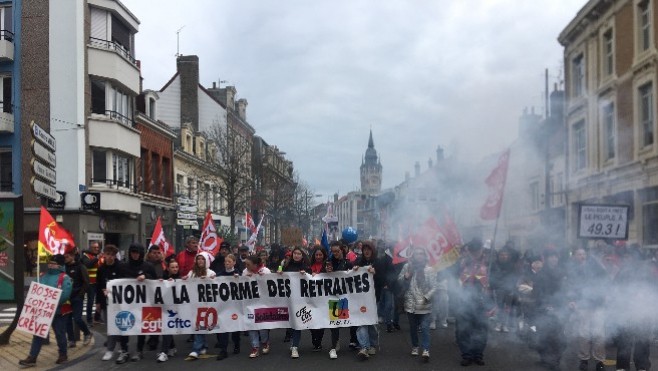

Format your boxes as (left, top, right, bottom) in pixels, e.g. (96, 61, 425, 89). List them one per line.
(480, 149, 511, 220)
(199, 211, 222, 257)
(38, 206, 75, 256)
(245, 212, 257, 234)
(150, 217, 174, 257)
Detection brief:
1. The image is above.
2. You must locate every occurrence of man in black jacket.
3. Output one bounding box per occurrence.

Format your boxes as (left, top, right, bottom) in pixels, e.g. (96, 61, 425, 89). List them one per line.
(123, 243, 156, 363)
(63, 245, 92, 348)
(96, 244, 128, 363)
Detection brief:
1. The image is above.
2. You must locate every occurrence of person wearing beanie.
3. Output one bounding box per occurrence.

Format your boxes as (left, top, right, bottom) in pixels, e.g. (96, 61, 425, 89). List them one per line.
(19, 254, 73, 367)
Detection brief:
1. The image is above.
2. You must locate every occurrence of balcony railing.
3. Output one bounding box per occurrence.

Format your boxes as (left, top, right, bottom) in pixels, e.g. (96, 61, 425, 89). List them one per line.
(91, 178, 139, 193)
(88, 37, 137, 66)
(1, 30, 13, 43)
(105, 110, 135, 128)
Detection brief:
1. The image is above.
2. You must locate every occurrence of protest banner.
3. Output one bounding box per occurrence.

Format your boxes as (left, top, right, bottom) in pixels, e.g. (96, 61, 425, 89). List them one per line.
(17, 281, 62, 338)
(107, 270, 377, 335)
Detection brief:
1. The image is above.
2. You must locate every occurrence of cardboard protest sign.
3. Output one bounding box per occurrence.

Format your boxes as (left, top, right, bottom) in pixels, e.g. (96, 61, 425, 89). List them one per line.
(17, 281, 62, 338)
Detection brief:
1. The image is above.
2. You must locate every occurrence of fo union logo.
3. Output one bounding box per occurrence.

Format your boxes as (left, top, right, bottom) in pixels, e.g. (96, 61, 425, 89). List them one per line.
(115, 311, 135, 331)
(141, 307, 162, 334)
(328, 298, 350, 321)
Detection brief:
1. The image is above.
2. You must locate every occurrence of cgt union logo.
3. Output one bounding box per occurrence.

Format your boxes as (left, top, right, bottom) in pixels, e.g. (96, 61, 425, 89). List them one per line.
(142, 307, 162, 333)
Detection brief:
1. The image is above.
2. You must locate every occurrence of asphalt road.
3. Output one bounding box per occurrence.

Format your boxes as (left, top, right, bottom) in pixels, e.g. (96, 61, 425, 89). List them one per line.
(53, 317, 657, 371)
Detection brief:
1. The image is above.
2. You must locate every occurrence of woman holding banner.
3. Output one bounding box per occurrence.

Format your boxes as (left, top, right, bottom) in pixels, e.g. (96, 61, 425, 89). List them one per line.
(243, 255, 272, 358)
(184, 252, 216, 360)
(281, 247, 310, 359)
(215, 254, 242, 360)
(19, 254, 73, 367)
(326, 240, 353, 359)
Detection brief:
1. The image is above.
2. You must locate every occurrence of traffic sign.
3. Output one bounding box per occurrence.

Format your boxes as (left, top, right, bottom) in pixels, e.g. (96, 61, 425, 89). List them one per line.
(31, 140, 56, 168)
(31, 177, 57, 200)
(31, 159, 56, 184)
(30, 121, 56, 151)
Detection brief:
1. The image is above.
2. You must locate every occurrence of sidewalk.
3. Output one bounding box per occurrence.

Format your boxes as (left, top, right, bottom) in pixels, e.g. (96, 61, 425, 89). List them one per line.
(0, 326, 96, 370)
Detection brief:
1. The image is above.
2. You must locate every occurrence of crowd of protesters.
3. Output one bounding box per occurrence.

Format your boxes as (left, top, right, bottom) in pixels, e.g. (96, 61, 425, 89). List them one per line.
(19, 234, 658, 371)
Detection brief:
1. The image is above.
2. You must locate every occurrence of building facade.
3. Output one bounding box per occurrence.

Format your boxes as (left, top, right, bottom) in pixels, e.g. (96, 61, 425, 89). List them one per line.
(559, 0, 658, 247)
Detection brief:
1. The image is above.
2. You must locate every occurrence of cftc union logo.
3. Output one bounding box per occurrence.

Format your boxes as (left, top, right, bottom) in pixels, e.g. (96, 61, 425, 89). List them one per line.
(328, 298, 350, 321)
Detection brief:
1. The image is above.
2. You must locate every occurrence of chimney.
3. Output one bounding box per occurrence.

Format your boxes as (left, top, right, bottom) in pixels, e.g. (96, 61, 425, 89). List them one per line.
(436, 146, 444, 161)
(177, 55, 199, 131)
(237, 98, 248, 121)
(414, 161, 420, 177)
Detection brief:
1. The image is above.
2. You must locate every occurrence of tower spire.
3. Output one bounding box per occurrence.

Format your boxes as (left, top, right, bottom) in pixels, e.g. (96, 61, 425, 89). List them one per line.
(368, 129, 374, 148)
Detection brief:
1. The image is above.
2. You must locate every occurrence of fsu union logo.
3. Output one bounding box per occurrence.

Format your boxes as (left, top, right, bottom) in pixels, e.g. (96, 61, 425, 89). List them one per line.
(328, 298, 350, 321)
(141, 307, 162, 333)
(115, 311, 135, 331)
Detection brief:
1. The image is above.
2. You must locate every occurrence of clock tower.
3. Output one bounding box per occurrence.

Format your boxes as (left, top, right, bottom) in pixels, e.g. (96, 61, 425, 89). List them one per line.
(360, 130, 382, 194)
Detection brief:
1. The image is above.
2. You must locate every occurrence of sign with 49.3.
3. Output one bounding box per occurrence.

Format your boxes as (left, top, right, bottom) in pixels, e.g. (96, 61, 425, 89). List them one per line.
(578, 204, 629, 240)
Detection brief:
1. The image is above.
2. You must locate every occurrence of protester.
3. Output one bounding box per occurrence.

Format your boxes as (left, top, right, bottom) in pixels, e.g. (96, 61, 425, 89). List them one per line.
(210, 241, 232, 275)
(398, 247, 437, 362)
(215, 254, 242, 360)
(565, 247, 608, 371)
(80, 240, 102, 325)
(326, 240, 353, 359)
(184, 252, 216, 360)
(176, 236, 199, 277)
(18, 254, 73, 367)
(309, 246, 329, 351)
(454, 238, 494, 366)
(281, 247, 310, 358)
(96, 244, 127, 362)
(122, 243, 157, 363)
(63, 246, 92, 348)
(243, 255, 271, 358)
(355, 241, 379, 360)
(145, 244, 165, 279)
(156, 259, 181, 363)
(489, 245, 520, 333)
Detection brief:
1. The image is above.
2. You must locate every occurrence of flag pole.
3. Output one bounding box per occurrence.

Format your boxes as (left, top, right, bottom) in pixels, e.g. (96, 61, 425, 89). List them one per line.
(488, 151, 511, 273)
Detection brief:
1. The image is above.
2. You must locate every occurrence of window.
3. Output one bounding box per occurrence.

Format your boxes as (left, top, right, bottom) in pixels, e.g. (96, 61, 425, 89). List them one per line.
(0, 150, 11, 192)
(642, 187, 658, 245)
(639, 0, 652, 52)
(111, 15, 132, 55)
(529, 181, 539, 211)
(550, 172, 564, 207)
(112, 153, 132, 188)
(603, 102, 615, 159)
(574, 120, 586, 170)
(205, 184, 210, 211)
(187, 178, 194, 198)
(603, 30, 614, 76)
(92, 150, 106, 182)
(640, 82, 654, 147)
(176, 174, 184, 194)
(140, 148, 147, 192)
(151, 153, 159, 194)
(148, 97, 156, 120)
(162, 158, 170, 196)
(0, 76, 11, 113)
(0, 6, 13, 42)
(91, 80, 105, 114)
(572, 54, 584, 97)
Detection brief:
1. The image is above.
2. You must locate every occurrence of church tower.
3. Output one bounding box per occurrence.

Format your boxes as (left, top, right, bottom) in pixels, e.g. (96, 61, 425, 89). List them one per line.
(360, 130, 383, 193)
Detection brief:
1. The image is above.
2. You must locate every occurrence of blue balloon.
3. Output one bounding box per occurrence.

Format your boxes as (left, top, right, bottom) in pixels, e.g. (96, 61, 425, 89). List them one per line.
(342, 227, 358, 243)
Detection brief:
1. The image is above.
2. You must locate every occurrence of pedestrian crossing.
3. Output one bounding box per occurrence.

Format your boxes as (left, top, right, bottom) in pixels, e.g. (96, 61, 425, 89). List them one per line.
(0, 306, 16, 325)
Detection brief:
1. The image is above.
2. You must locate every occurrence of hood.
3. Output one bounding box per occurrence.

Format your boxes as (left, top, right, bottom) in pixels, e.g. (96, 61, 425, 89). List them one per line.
(197, 251, 214, 268)
(128, 243, 145, 265)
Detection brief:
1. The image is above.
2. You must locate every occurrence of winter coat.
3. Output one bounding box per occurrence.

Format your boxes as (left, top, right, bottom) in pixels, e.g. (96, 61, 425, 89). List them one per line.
(41, 264, 73, 316)
(176, 248, 197, 277)
(65, 260, 89, 299)
(283, 259, 310, 273)
(95, 261, 126, 307)
(565, 257, 607, 310)
(398, 262, 438, 314)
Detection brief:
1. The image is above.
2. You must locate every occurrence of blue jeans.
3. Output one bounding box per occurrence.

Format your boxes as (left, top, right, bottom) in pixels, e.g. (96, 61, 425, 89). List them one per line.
(378, 288, 394, 324)
(291, 329, 301, 347)
(356, 325, 379, 349)
(192, 334, 207, 353)
(67, 295, 90, 340)
(249, 330, 269, 348)
(407, 313, 431, 350)
(30, 314, 68, 357)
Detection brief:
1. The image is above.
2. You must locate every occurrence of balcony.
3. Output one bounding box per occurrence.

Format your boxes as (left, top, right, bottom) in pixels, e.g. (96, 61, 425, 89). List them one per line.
(87, 37, 140, 95)
(0, 102, 12, 133)
(88, 114, 140, 157)
(0, 30, 13, 62)
(90, 180, 141, 214)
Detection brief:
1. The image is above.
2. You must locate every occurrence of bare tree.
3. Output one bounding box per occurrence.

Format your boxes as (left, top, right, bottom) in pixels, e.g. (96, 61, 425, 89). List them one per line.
(206, 120, 253, 230)
(258, 167, 296, 243)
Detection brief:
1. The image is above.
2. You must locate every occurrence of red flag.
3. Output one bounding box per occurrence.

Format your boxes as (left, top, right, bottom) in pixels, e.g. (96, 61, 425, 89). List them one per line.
(38, 206, 75, 256)
(480, 149, 511, 220)
(199, 211, 222, 257)
(150, 217, 174, 257)
(410, 218, 451, 267)
(245, 212, 257, 234)
(442, 213, 462, 247)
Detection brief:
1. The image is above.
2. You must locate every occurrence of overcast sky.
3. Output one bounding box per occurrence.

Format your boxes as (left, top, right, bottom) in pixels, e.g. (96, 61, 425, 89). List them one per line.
(122, 0, 587, 199)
